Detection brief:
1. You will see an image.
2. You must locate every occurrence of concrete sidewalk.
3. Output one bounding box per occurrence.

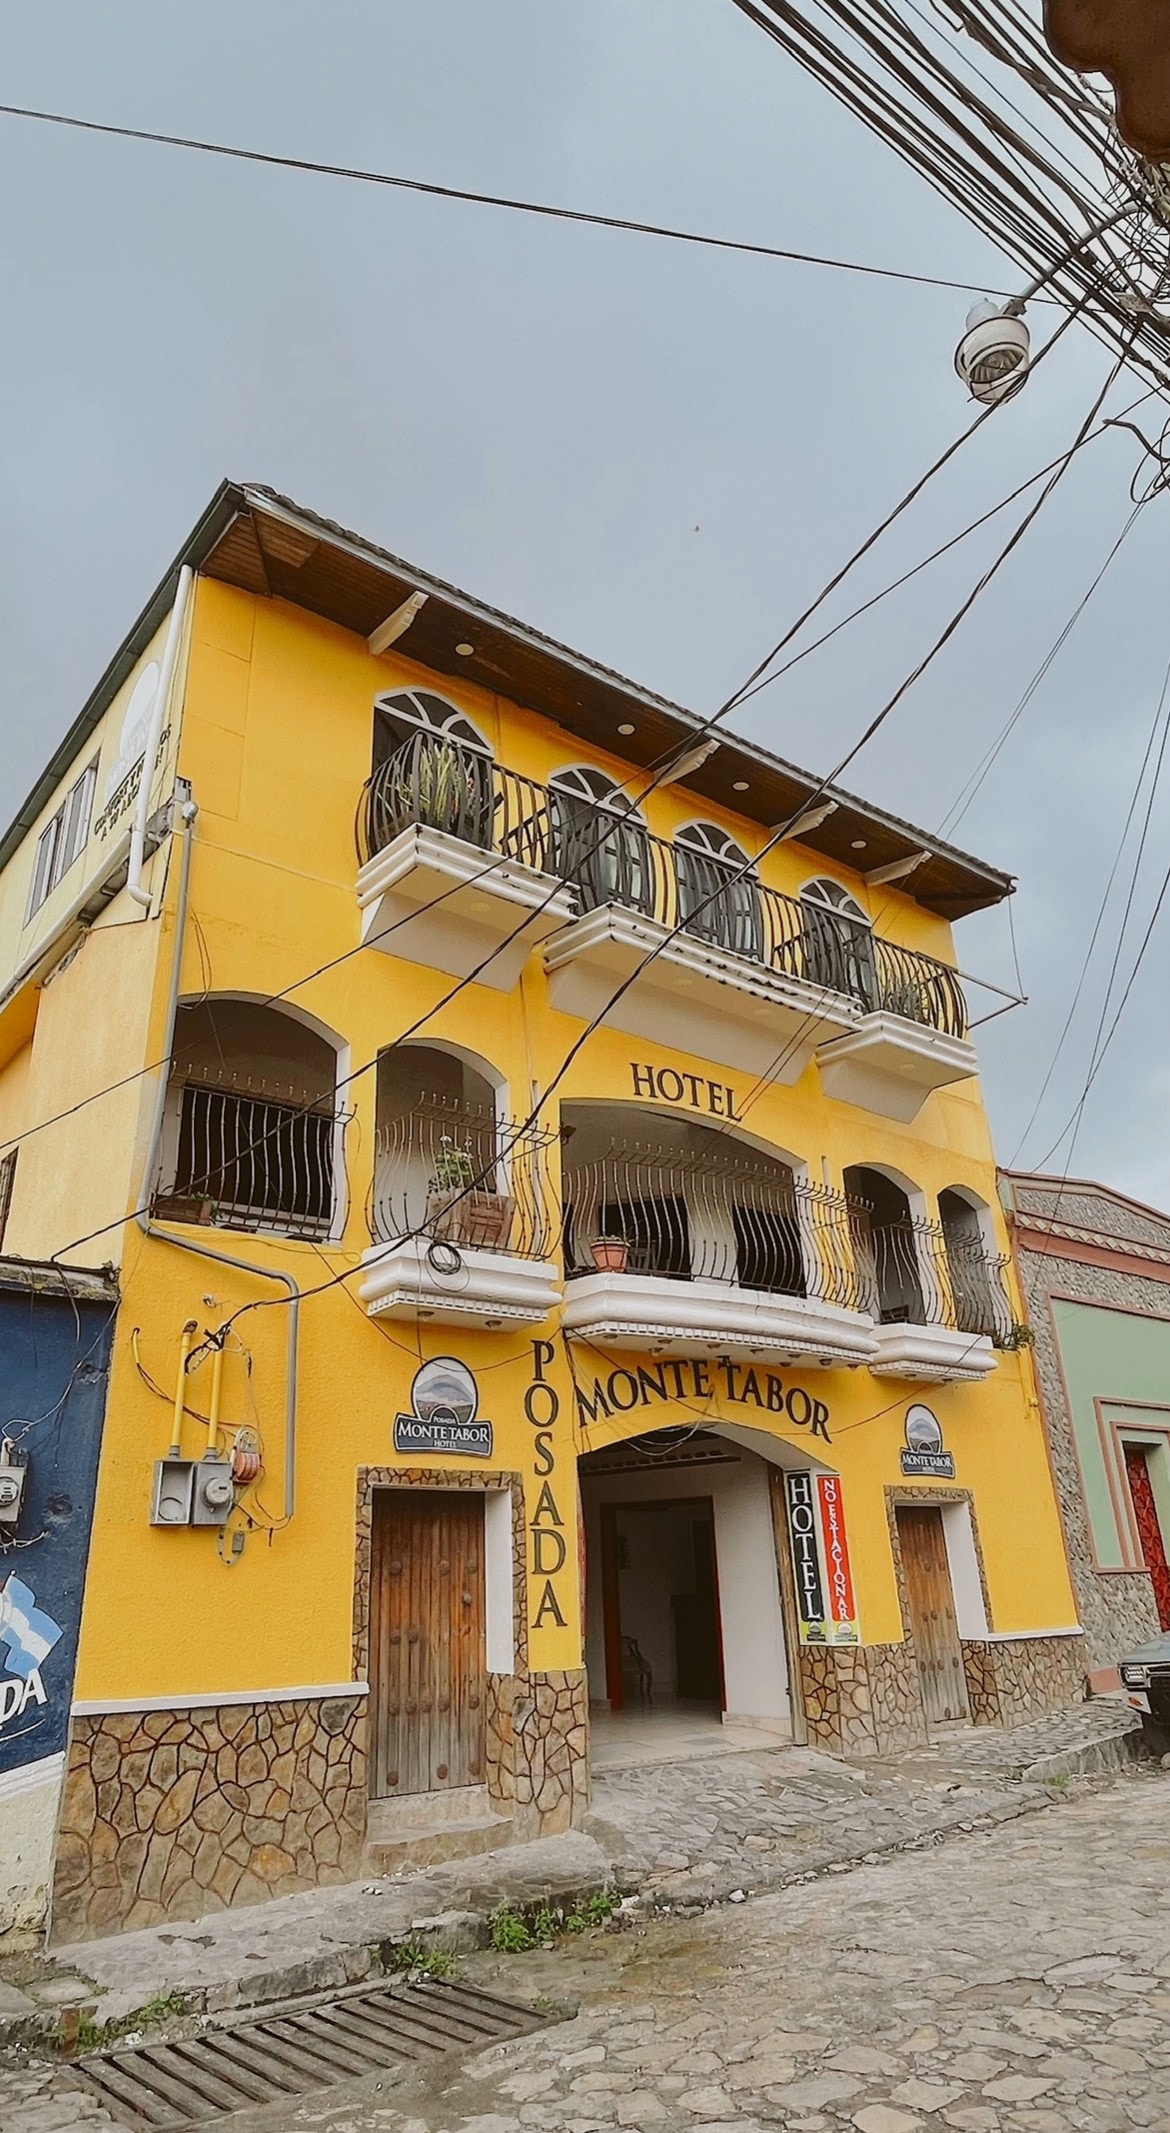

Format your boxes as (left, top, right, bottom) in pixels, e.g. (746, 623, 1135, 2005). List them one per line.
(0, 1697, 1144, 2049)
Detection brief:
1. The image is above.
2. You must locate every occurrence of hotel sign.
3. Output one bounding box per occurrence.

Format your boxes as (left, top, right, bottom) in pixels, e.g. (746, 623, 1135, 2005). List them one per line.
(784, 1471, 859, 1646)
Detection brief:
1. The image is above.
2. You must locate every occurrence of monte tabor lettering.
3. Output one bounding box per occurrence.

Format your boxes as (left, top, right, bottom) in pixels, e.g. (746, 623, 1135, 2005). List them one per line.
(575, 1358, 831, 1440)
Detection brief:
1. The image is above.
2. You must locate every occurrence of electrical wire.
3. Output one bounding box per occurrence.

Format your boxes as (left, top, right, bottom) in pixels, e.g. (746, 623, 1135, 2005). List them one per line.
(1013, 645, 1170, 1169)
(728, 0, 1170, 389)
(6, 269, 1114, 1185)
(0, 99, 1060, 302)
(171, 321, 1138, 1336)
(937, 492, 1149, 838)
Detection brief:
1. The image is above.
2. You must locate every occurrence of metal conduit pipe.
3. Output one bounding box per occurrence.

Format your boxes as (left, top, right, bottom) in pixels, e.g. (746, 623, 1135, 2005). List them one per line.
(136, 801, 300, 1520)
(129, 564, 194, 908)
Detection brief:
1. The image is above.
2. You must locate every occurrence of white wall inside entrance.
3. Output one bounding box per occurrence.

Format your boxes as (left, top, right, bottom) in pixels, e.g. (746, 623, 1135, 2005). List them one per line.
(580, 1448, 790, 1729)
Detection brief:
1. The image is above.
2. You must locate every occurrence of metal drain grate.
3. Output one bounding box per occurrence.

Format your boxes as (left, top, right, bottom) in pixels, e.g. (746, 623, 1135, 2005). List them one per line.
(74, 1976, 542, 2126)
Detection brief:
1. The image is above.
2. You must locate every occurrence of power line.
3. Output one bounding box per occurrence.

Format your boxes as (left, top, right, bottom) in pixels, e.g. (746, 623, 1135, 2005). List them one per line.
(34, 297, 1128, 1284)
(938, 493, 1149, 838)
(13, 327, 1092, 1176)
(189, 326, 1136, 1334)
(1014, 643, 1170, 1167)
(0, 99, 1056, 302)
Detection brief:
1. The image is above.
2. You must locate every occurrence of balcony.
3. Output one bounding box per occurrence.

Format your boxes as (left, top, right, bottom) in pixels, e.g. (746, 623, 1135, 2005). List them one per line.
(355, 736, 575, 992)
(814, 935, 977, 1122)
(358, 1096, 561, 1328)
(355, 734, 975, 1092)
(859, 1215, 1013, 1383)
(561, 1122, 878, 1368)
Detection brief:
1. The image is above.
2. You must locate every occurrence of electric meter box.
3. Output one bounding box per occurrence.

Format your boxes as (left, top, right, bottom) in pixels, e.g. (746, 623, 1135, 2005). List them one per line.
(0, 1448, 29, 1526)
(150, 1456, 234, 1528)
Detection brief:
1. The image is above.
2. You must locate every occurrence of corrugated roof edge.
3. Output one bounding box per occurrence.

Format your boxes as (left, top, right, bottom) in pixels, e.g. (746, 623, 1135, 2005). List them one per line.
(0, 479, 1014, 908)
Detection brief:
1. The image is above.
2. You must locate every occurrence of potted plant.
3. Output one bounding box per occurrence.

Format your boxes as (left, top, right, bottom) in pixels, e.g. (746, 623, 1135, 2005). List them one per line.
(426, 1137, 514, 1250)
(590, 1236, 630, 1273)
(383, 736, 494, 846)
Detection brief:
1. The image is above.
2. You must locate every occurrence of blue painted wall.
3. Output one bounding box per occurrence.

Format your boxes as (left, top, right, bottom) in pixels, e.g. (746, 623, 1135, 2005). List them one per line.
(0, 1282, 115, 1778)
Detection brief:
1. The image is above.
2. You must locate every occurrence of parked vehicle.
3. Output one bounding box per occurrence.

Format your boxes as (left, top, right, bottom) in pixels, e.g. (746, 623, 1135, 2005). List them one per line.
(1118, 1632, 1170, 1752)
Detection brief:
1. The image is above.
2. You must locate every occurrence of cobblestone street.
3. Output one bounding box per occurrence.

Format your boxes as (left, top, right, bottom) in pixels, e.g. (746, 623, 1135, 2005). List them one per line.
(4, 1761, 1168, 2133)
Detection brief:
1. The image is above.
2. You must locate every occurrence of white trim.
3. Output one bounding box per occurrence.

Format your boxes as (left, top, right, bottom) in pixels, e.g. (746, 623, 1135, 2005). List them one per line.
(940, 1500, 990, 1640)
(71, 1683, 369, 1717)
(983, 1627, 1083, 1642)
(484, 1489, 516, 1674)
(0, 1751, 64, 1803)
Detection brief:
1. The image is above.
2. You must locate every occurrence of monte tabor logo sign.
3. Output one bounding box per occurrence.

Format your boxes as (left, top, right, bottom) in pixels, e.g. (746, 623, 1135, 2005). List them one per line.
(574, 1356, 832, 1442)
(394, 1358, 493, 1459)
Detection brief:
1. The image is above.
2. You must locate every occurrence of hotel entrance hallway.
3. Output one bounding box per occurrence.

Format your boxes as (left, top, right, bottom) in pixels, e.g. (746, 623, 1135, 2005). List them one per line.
(578, 1427, 797, 1771)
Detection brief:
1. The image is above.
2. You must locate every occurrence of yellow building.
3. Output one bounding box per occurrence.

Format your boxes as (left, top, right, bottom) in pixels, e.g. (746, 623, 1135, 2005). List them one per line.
(0, 483, 1081, 1945)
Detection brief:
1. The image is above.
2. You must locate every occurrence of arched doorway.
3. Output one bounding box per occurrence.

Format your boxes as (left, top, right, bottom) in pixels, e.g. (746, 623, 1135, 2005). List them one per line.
(578, 1423, 813, 1767)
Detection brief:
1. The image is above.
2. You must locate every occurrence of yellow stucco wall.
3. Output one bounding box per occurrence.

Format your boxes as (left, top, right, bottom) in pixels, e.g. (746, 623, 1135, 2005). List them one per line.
(2, 572, 1077, 1709)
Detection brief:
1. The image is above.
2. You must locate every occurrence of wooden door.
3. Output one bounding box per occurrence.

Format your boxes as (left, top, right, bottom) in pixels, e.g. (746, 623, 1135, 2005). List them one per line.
(370, 1491, 486, 1798)
(896, 1505, 969, 1725)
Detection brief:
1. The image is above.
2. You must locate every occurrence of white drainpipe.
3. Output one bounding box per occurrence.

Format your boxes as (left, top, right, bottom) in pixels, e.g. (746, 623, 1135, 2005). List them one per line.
(128, 564, 194, 908)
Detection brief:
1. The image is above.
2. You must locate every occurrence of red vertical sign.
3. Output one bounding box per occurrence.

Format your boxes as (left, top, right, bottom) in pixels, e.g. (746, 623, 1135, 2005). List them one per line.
(816, 1474, 859, 1645)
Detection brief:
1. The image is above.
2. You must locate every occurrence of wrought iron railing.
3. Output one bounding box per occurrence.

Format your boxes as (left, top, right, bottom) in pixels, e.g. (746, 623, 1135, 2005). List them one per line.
(857, 1216, 1014, 1343)
(369, 1096, 558, 1261)
(357, 732, 553, 874)
(357, 732, 967, 1037)
(563, 1140, 870, 1313)
(155, 1075, 340, 1240)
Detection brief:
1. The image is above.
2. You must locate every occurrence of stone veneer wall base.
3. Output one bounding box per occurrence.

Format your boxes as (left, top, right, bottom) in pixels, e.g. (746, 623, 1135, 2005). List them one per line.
(798, 1642, 928, 1757)
(798, 1633, 1085, 1757)
(50, 1693, 366, 1946)
(961, 1635, 1087, 1726)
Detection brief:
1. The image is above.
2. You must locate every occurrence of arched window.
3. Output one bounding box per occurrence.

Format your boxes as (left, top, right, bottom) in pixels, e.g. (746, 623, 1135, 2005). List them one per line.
(373, 689, 491, 759)
(800, 877, 877, 1008)
(157, 999, 340, 1238)
(561, 1102, 806, 1293)
(939, 1187, 1004, 1337)
(675, 823, 763, 961)
(548, 766, 653, 917)
(364, 691, 495, 855)
(370, 1042, 553, 1260)
(844, 1163, 925, 1324)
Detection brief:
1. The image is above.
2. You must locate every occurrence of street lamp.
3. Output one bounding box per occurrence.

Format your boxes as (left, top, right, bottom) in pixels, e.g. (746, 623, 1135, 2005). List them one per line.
(953, 204, 1133, 403)
(954, 299, 1031, 405)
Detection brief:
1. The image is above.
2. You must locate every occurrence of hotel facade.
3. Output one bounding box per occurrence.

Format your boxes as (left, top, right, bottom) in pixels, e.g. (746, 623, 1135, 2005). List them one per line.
(0, 484, 1082, 1944)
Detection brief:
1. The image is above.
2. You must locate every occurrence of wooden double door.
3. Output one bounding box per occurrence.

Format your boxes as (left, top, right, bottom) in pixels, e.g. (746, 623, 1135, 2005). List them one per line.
(369, 1491, 486, 1798)
(896, 1504, 970, 1726)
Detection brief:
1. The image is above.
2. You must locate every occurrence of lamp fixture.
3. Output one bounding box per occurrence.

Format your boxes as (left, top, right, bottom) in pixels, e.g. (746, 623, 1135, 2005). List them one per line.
(954, 299, 1030, 405)
(455, 642, 475, 657)
(367, 590, 428, 655)
(851, 839, 867, 850)
(618, 722, 636, 735)
(733, 779, 750, 792)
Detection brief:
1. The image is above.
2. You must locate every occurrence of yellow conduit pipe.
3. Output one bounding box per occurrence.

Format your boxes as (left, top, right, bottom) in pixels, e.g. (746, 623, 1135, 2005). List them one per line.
(169, 1319, 198, 1459)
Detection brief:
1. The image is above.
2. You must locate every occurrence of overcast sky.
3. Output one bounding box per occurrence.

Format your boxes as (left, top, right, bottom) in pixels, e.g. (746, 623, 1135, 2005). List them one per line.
(3, 2, 1168, 1202)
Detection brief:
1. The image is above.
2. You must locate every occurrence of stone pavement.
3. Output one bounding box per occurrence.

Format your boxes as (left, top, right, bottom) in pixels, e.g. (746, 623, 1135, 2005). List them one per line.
(0, 1700, 1143, 2043)
(2, 1757, 1168, 2131)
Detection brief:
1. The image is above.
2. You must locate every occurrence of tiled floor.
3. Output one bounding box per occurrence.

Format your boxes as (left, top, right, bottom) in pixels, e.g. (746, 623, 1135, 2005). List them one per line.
(588, 1697, 787, 1770)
